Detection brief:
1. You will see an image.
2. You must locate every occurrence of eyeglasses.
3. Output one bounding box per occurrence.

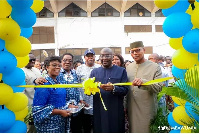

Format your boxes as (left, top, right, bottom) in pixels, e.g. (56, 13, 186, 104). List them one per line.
(29, 59, 36, 62)
(49, 64, 62, 68)
(100, 54, 112, 59)
(62, 59, 73, 63)
(130, 48, 142, 54)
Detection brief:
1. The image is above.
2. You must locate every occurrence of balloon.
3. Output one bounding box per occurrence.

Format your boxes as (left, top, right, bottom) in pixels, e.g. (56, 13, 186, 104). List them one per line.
(7, 0, 33, 9)
(0, 18, 21, 40)
(185, 102, 199, 121)
(169, 129, 181, 133)
(5, 93, 28, 112)
(185, 66, 199, 89)
(11, 81, 26, 93)
(0, 0, 12, 18)
(180, 126, 191, 133)
(168, 112, 182, 127)
(172, 96, 186, 106)
(162, 0, 190, 17)
(2, 67, 25, 86)
(16, 55, 29, 68)
(0, 109, 15, 132)
(5, 36, 32, 57)
(0, 83, 14, 105)
(174, 102, 179, 107)
(11, 8, 36, 28)
(31, 0, 45, 13)
(0, 38, 5, 51)
(0, 51, 17, 74)
(182, 29, 199, 53)
(154, 0, 178, 9)
(191, 4, 199, 28)
(14, 106, 28, 121)
(5, 121, 27, 133)
(163, 13, 193, 38)
(0, 73, 2, 81)
(172, 48, 199, 69)
(169, 37, 183, 50)
(172, 106, 192, 126)
(172, 65, 187, 79)
(20, 27, 33, 38)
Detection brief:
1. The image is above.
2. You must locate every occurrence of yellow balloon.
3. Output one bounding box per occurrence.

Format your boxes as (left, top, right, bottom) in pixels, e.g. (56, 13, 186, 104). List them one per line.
(31, 0, 44, 13)
(172, 48, 199, 69)
(172, 96, 186, 106)
(172, 106, 192, 126)
(16, 55, 29, 68)
(0, 73, 2, 81)
(169, 37, 183, 50)
(5, 93, 28, 112)
(0, 83, 14, 105)
(191, 5, 199, 28)
(5, 36, 31, 57)
(180, 126, 192, 133)
(0, 18, 21, 41)
(0, 0, 12, 18)
(14, 106, 28, 121)
(186, 5, 193, 15)
(154, 0, 178, 9)
(185, 66, 199, 89)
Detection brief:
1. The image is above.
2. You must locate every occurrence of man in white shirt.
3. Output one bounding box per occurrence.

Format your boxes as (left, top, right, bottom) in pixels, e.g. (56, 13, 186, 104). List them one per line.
(76, 49, 100, 133)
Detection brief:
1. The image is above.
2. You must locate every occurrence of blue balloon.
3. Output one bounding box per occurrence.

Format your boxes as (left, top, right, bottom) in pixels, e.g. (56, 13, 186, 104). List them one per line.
(197, 0, 199, 2)
(163, 13, 193, 38)
(185, 102, 199, 121)
(172, 65, 187, 79)
(20, 27, 33, 38)
(0, 109, 15, 132)
(5, 121, 27, 133)
(162, 0, 190, 17)
(169, 129, 181, 133)
(11, 8, 36, 28)
(168, 112, 182, 128)
(0, 51, 17, 74)
(7, 0, 33, 9)
(0, 38, 5, 51)
(182, 29, 199, 53)
(2, 67, 25, 86)
(174, 102, 179, 107)
(11, 81, 26, 93)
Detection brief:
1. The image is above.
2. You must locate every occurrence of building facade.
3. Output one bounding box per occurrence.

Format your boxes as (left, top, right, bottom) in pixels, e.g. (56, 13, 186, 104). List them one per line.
(30, 0, 175, 62)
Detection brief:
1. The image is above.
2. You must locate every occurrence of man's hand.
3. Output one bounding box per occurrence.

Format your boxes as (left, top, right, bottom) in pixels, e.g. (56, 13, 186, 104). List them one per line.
(100, 82, 114, 91)
(132, 78, 143, 86)
(80, 100, 89, 107)
(34, 77, 47, 85)
(68, 104, 78, 108)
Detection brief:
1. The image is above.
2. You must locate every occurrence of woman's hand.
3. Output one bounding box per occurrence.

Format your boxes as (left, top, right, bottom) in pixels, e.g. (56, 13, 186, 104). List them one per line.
(60, 110, 72, 117)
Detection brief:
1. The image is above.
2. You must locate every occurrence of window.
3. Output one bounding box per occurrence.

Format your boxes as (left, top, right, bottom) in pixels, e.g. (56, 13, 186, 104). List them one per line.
(92, 3, 120, 17)
(58, 3, 87, 17)
(28, 27, 55, 44)
(36, 7, 54, 18)
(31, 49, 55, 62)
(155, 9, 165, 17)
(124, 3, 151, 17)
(124, 25, 152, 32)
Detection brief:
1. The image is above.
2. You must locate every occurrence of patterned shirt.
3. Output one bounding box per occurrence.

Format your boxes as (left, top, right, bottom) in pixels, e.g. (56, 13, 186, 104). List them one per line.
(58, 68, 81, 106)
(76, 64, 101, 115)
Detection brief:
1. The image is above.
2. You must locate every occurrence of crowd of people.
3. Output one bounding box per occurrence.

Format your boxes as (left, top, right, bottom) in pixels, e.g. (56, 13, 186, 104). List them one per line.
(21, 41, 175, 133)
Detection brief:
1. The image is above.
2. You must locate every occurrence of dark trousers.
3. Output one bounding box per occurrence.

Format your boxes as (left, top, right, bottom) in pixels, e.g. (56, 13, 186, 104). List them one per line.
(82, 113, 93, 133)
(70, 113, 82, 133)
(70, 110, 93, 133)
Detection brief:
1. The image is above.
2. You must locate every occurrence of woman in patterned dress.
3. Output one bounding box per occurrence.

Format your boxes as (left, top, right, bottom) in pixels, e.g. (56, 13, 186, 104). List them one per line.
(32, 56, 71, 133)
